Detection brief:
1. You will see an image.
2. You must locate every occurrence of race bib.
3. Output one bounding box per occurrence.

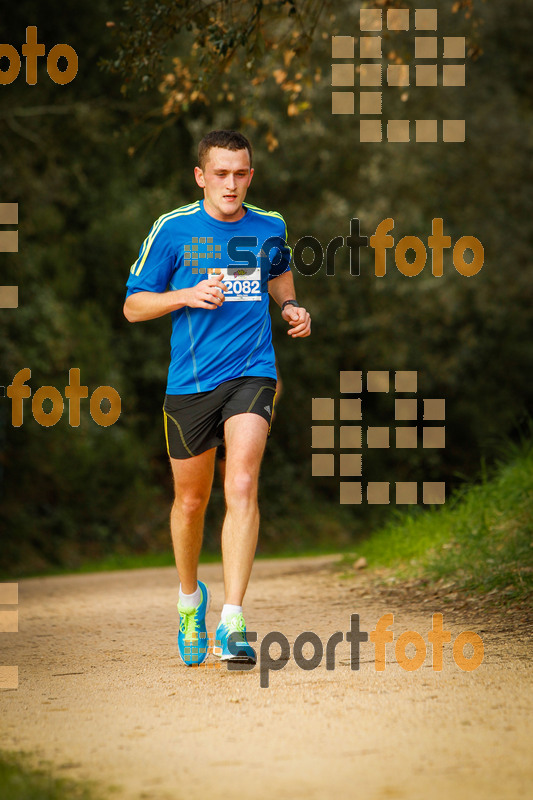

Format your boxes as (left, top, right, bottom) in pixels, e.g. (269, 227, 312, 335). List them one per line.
(222, 264, 262, 302)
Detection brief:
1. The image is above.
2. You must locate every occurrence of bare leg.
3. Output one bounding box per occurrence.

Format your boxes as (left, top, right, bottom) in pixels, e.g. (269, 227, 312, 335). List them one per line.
(169, 448, 216, 594)
(221, 413, 269, 605)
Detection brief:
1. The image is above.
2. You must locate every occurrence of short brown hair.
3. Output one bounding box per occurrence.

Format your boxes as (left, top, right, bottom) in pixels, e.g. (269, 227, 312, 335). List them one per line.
(198, 130, 253, 171)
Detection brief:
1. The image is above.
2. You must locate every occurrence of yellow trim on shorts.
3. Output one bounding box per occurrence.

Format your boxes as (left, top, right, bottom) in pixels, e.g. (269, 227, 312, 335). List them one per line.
(163, 409, 195, 458)
(163, 409, 170, 457)
(243, 384, 276, 436)
(268, 390, 277, 436)
(246, 385, 271, 413)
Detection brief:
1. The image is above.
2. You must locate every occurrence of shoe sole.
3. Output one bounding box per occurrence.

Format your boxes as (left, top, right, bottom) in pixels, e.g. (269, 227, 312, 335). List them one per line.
(212, 645, 256, 665)
(178, 584, 211, 667)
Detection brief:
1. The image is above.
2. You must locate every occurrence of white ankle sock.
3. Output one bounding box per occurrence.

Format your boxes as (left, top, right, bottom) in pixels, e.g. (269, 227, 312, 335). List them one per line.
(222, 603, 242, 620)
(179, 584, 201, 608)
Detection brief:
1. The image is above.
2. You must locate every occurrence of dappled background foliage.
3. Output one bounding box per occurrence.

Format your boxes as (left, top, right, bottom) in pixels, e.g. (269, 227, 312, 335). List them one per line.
(0, 0, 532, 573)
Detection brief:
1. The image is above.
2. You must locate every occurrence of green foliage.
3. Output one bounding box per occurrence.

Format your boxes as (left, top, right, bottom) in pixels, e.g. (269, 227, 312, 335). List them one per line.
(0, 0, 532, 572)
(103, 0, 315, 92)
(0, 1, 177, 572)
(0, 751, 102, 800)
(348, 435, 533, 604)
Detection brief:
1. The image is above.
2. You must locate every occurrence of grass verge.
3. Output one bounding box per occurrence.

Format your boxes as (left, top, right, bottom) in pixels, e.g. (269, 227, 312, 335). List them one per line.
(0, 751, 105, 800)
(341, 438, 533, 605)
(2, 541, 357, 581)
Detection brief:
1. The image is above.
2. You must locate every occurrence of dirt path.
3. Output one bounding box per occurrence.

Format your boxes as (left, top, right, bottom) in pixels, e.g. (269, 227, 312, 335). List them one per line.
(1, 556, 532, 799)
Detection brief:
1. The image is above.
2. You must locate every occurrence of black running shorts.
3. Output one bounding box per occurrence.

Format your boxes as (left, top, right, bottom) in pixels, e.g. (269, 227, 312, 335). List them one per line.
(163, 376, 277, 460)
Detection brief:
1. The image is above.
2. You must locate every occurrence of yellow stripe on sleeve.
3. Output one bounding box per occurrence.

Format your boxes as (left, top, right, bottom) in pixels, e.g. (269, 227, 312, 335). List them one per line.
(131, 202, 201, 277)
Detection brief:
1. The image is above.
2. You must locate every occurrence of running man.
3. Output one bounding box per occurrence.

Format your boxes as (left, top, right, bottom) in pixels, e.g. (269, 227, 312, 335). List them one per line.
(123, 130, 310, 666)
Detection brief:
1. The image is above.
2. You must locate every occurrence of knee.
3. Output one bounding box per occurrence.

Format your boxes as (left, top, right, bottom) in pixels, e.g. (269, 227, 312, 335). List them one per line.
(172, 492, 209, 520)
(225, 471, 257, 509)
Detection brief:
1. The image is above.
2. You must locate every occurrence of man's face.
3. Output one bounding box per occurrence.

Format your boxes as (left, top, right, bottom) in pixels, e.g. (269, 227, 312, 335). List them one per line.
(194, 147, 254, 222)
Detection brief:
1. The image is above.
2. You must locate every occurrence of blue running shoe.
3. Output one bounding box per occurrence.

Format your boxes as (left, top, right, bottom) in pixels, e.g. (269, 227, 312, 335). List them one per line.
(177, 580, 210, 666)
(213, 612, 256, 663)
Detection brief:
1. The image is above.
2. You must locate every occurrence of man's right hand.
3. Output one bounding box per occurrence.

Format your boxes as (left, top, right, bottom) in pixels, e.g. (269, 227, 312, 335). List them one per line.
(123, 272, 228, 323)
(185, 271, 228, 309)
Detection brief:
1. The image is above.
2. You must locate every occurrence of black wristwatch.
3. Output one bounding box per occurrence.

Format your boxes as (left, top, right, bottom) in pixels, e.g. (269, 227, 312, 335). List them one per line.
(281, 299, 300, 310)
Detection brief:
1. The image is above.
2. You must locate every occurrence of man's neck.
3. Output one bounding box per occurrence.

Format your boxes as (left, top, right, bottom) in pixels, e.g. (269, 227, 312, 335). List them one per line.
(202, 198, 246, 223)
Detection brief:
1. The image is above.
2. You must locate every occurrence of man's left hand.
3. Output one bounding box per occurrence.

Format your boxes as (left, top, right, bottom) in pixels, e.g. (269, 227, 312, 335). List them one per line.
(281, 305, 311, 338)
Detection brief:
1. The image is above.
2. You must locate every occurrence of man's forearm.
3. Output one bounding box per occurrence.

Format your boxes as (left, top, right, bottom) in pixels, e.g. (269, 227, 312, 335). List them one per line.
(268, 270, 297, 307)
(123, 289, 189, 323)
